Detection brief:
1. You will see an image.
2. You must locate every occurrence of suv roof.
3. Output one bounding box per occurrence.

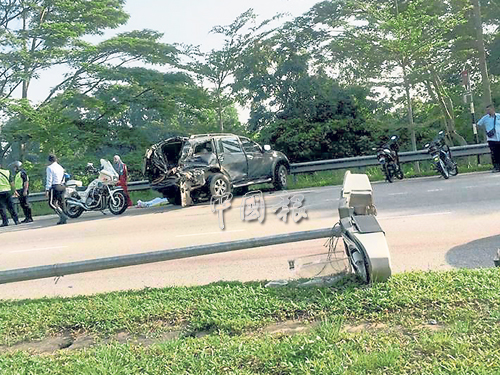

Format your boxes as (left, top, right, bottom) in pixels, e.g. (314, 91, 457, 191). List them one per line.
(189, 133, 237, 139)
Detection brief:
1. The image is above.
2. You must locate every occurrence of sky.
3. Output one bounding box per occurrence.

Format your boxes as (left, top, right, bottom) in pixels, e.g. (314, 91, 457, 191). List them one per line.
(30, 0, 321, 107)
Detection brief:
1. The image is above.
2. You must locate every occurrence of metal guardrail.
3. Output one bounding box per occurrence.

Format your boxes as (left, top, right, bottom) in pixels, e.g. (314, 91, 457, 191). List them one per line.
(13, 143, 491, 204)
(289, 143, 490, 173)
(13, 180, 151, 204)
(0, 228, 334, 284)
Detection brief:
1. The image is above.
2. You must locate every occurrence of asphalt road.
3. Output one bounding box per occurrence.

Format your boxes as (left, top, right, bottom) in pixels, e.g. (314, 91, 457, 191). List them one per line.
(1, 171, 499, 300)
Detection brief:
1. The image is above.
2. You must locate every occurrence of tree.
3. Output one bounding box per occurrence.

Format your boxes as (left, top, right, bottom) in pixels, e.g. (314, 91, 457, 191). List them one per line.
(0, 0, 129, 101)
(0, 0, 183, 164)
(471, 0, 492, 107)
(185, 9, 281, 132)
(304, 0, 468, 147)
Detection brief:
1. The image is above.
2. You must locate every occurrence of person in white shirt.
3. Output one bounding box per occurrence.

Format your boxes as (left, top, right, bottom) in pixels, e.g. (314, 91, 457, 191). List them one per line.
(45, 154, 68, 225)
(478, 104, 500, 172)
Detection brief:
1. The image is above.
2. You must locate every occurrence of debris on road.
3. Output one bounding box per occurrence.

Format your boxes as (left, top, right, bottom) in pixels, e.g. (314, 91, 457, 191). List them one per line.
(265, 280, 289, 288)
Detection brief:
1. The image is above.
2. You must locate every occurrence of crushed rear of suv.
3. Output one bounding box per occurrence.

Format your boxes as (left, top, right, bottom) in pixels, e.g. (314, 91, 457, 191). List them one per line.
(143, 134, 290, 206)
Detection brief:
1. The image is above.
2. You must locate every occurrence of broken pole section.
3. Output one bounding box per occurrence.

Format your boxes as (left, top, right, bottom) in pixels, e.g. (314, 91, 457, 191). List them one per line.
(0, 228, 336, 285)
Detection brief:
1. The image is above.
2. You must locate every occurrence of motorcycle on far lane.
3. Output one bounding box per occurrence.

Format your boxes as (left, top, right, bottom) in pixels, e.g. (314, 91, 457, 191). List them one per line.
(424, 131, 458, 179)
(374, 135, 403, 183)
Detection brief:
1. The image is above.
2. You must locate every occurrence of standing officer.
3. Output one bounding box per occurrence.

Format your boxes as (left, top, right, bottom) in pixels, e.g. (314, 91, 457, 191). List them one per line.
(478, 104, 500, 172)
(45, 154, 68, 225)
(11, 161, 33, 223)
(0, 166, 19, 227)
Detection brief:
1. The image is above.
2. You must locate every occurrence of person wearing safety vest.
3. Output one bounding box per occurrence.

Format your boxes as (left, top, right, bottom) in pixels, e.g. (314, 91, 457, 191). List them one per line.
(11, 161, 33, 223)
(0, 167, 19, 227)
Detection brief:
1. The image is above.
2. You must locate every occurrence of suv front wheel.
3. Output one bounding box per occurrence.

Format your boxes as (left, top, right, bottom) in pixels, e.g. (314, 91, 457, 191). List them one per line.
(273, 164, 288, 190)
(210, 174, 231, 197)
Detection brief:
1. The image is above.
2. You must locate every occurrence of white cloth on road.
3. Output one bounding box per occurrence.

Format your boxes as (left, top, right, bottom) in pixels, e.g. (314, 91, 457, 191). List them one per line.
(136, 197, 169, 208)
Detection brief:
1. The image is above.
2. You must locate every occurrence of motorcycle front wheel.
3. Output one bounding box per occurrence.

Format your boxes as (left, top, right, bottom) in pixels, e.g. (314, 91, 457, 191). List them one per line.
(383, 164, 393, 183)
(438, 159, 450, 179)
(109, 190, 127, 215)
(396, 165, 404, 180)
(448, 160, 458, 176)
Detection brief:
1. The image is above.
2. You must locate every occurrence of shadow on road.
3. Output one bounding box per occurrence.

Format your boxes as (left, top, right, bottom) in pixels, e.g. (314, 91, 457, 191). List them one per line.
(446, 234, 500, 269)
(0, 204, 185, 234)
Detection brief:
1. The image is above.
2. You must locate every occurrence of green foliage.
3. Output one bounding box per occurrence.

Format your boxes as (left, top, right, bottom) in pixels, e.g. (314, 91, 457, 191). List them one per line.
(255, 72, 379, 162)
(260, 118, 375, 163)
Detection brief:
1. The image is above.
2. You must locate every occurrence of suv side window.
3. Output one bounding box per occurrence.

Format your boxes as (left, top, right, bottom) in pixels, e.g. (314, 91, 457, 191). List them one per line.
(241, 137, 262, 154)
(220, 137, 243, 153)
(193, 141, 213, 154)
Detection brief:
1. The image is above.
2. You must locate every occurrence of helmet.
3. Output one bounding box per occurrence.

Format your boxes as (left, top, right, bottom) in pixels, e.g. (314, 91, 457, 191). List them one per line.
(10, 161, 22, 169)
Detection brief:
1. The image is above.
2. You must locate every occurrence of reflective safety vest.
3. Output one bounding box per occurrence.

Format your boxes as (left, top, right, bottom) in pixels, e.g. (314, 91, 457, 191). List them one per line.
(0, 169, 11, 193)
(14, 172, 23, 190)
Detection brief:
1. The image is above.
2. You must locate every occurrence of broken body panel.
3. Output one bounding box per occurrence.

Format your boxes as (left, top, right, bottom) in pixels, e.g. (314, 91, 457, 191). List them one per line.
(143, 134, 289, 206)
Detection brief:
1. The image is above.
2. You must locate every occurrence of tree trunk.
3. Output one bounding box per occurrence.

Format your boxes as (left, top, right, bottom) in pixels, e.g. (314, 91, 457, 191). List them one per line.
(471, 0, 492, 107)
(0, 143, 11, 166)
(425, 75, 467, 146)
(218, 105, 224, 132)
(401, 64, 419, 172)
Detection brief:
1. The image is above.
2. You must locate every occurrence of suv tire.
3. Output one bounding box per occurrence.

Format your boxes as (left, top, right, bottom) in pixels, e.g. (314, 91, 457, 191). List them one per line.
(210, 174, 231, 197)
(273, 164, 288, 190)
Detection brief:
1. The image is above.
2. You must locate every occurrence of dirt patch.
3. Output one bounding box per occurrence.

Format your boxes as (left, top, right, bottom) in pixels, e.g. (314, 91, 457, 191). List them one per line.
(342, 321, 446, 335)
(0, 332, 73, 354)
(0, 330, 182, 355)
(342, 322, 388, 333)
(262, 320, 321, 336)
(415, 323, 445, 332)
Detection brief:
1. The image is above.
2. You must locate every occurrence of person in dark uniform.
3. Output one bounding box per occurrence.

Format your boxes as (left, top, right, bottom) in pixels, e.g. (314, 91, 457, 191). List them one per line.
(0, 166, 19, 227)
(11, 161, 33, 223)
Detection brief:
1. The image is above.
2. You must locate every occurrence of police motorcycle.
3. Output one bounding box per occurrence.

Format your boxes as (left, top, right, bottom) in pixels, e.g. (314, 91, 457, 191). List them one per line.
(424, 130, 458, 179)
(375, 135, 403, 183)
(63, 159, 128, 218)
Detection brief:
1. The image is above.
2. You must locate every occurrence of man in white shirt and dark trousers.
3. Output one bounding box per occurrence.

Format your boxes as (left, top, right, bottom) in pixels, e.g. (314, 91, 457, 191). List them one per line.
(478, 104, 500, 172)
(45, 154, 68, 225)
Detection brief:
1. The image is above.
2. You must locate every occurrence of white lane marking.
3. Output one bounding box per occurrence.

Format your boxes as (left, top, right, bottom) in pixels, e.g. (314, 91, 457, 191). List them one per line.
(9, 245, 68, 254)
(176, 229, 245, 238)
(266, 189, 316, 196)
(306, 202, 336, 208)
(427, 189, 443, 192)
(379, 211, 452, 220)
(387, 192, 408, 196)
(464, 183, 500, 189)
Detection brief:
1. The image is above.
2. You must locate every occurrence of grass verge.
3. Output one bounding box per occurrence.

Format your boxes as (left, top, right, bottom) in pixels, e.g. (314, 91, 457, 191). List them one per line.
(0, 269, 499, 374)
(286, 160, 494, 190)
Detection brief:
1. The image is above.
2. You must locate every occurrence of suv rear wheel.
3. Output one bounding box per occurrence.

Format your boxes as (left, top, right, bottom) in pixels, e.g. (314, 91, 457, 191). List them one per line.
(210, 174, 231, 197)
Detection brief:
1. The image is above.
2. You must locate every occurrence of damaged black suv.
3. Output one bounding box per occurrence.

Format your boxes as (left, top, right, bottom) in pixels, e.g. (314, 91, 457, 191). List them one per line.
(143, 134, 290, 206)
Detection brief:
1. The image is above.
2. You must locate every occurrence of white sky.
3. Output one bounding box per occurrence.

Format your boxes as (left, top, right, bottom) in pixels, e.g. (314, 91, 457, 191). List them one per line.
(29, 0, 321, 107)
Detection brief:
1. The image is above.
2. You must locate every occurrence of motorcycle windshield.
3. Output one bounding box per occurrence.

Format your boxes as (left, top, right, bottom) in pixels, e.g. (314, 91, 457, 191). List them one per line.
(100, 159, 119, 178)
